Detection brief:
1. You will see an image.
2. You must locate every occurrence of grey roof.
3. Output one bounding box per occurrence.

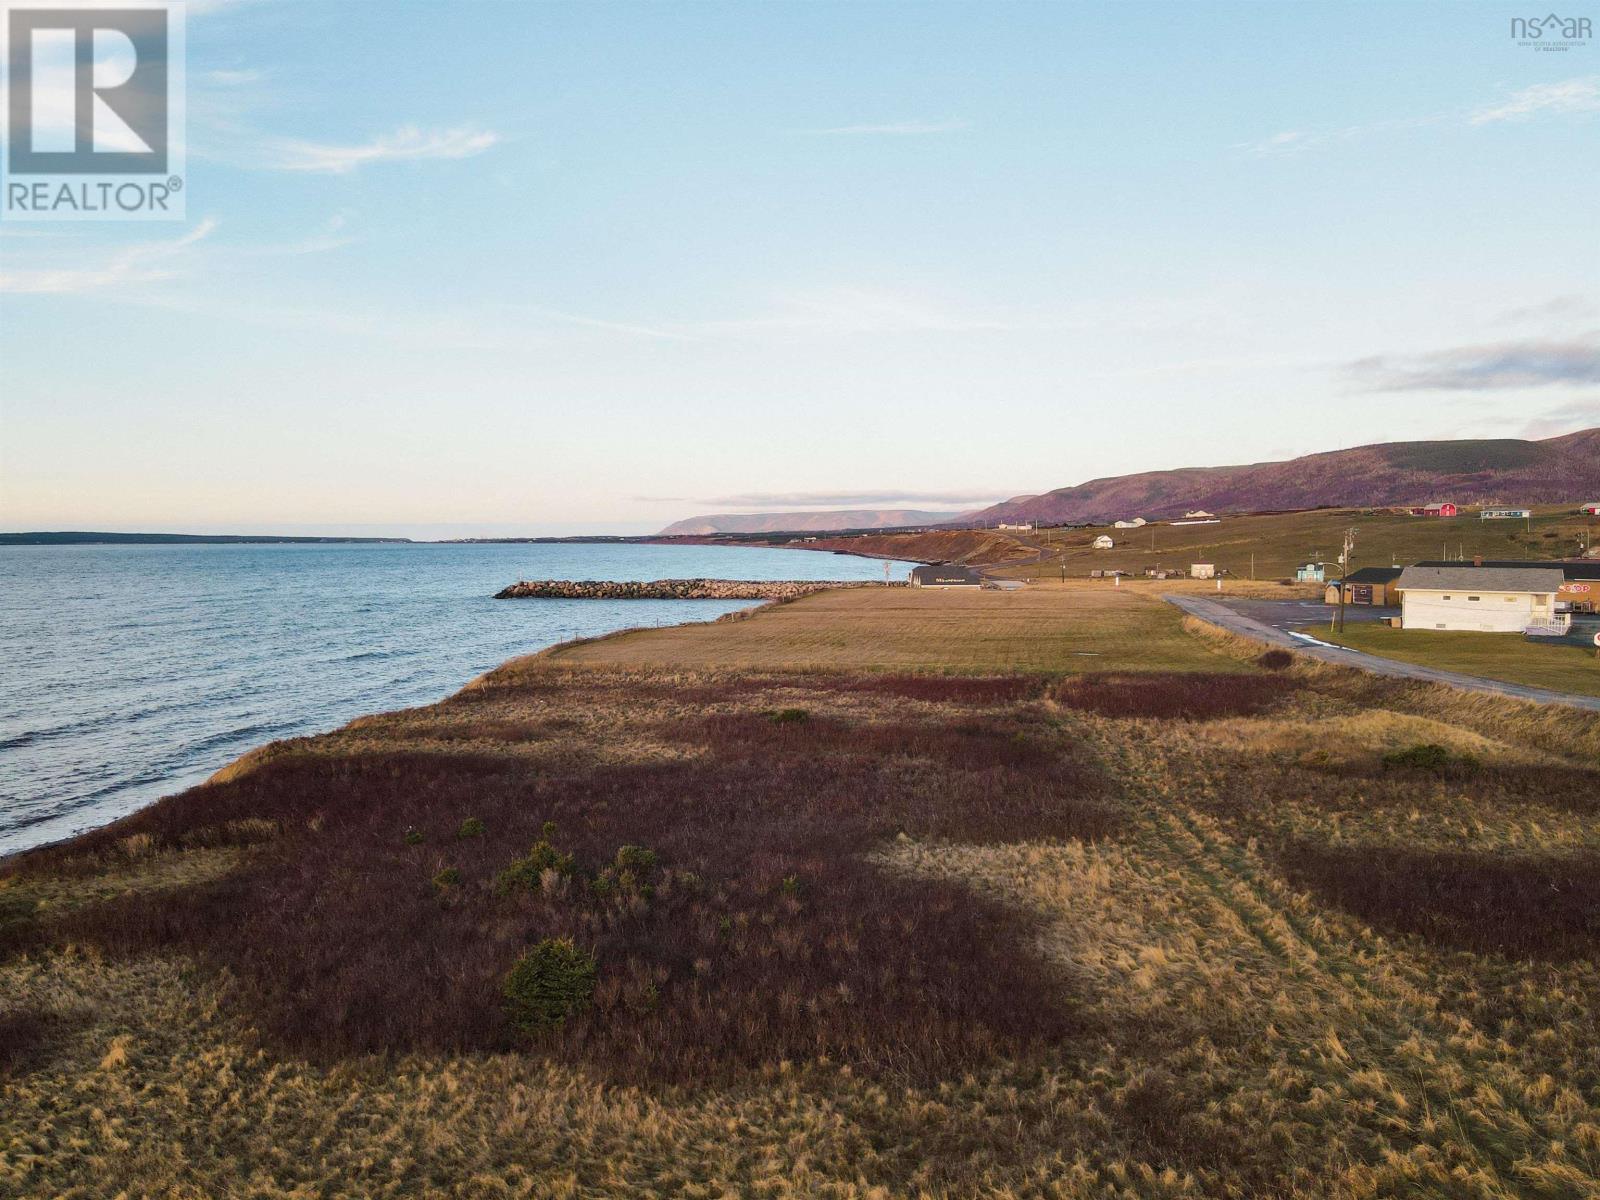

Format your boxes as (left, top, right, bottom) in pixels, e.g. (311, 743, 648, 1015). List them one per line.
(1396, 565, 1564, 593)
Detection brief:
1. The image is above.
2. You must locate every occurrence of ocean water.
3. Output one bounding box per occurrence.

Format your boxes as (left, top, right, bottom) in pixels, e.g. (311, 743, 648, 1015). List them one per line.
(0, 541, 909, 855)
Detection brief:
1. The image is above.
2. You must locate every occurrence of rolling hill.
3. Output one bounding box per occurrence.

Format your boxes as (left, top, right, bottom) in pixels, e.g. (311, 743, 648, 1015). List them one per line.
(658, 508, 972, 535)
(966, 428, 1600, 526)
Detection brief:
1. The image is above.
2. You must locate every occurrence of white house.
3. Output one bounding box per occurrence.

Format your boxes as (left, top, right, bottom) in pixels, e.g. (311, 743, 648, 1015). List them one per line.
(1480, 508, 1531, 520)
(997, 522, 1034, 532)
(1092, 534, 1114, 549)
(1396, 565, 1563, 632)
(1113, 517, 1147, 529)
(1183, 510, 1216, 520)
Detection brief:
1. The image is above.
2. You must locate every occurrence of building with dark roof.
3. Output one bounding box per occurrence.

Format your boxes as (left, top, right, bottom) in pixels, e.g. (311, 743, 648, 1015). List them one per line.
(1325, 565, 1404, 606)
(909, 563, 982, 588)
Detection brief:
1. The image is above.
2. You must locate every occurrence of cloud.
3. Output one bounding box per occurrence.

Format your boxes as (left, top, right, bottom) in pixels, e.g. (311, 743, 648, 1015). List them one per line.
(1470, 78, 1600, 124)
(798, 119, 973, 136)
(1518, 398, 1600, 440)
(1241, 76, 1599, 155)
(249, 125, 500, 173)
(201, 68, 266, 86)
(0, 218, 218, 295)
(637, 490, 1002, 508)
(1345, 338, 1600, 391)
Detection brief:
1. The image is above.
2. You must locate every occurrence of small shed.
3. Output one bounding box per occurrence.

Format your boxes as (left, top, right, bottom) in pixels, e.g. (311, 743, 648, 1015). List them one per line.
(1092, 535, 1114, 549)
(1332, 566, 1404, 606)
(1190, 563, 1216, 579)
(910, 564, 982, 588)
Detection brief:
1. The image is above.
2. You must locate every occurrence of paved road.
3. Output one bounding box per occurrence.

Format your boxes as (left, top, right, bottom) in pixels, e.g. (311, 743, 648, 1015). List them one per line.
(1166, 593, 1600, 713)
(1216, 597, 1393, 632)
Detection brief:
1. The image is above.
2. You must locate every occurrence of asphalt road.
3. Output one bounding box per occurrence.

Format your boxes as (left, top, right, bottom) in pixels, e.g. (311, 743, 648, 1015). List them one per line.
(1166, 593, 1600, 713)
(1214, 598, 1393, 632)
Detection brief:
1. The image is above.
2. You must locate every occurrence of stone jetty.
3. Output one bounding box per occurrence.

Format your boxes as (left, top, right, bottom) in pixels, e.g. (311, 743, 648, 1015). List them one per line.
(494, 578, 899, 600)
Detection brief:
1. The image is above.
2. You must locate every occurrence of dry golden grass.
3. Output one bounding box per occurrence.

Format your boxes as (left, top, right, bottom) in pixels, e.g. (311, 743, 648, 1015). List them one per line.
(5, 581, 1600, 1197)
(528, 582, 1244, 674)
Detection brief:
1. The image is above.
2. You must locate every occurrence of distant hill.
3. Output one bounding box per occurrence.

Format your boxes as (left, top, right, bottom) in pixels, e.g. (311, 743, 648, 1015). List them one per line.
(659, 509, 972, 536)
(965, 428, 1600, 526)
(0, 532, 412, 545)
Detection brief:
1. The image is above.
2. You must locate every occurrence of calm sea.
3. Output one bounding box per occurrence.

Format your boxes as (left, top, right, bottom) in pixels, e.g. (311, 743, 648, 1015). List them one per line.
(0, 541, 909, 855)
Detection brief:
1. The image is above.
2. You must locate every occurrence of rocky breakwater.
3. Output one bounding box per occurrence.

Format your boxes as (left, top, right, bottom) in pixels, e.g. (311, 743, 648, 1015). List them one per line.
(494, 578, 897, 600)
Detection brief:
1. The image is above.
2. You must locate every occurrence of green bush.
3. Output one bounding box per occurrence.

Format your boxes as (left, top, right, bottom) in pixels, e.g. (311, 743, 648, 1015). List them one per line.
(432, 867, 461, 892)
(1382, 743, 1479, 775)
(403, 827, 425, 845)
(764, 707, 809, 724)
(614, 844, 658, 874)
(495, 839, 577, 893)
(502, 938, 597, 1031)
(457, 817, 486, 839)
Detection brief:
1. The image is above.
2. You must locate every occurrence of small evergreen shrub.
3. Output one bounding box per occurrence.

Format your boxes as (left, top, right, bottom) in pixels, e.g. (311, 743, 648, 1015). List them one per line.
(432, 867, 461, 892)
(1383, 743, 1479, 775)
(502, 938, 597, 1031)
(1257, 649, 1294, 671)
(403, 827, 424, 845)
(456, 817, 486, 839)
(764, 707, 809, 724)
(614, 845, 658, 874)
(495, 839, 576, 893)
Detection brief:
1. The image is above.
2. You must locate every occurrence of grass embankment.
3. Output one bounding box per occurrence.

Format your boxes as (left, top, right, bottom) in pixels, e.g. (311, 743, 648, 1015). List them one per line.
(1319, 622, 1600, 697)
(5, 584, 1600, 1196)
(986, 504, 1598, 580)
(541, 582, 1231, 673)
(802, 528, 1037, 565)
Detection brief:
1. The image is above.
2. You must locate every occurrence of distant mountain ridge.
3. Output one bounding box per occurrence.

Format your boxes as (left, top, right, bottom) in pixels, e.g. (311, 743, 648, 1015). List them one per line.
(964, 429, 1600, 526)
(659, 508, 972, 535)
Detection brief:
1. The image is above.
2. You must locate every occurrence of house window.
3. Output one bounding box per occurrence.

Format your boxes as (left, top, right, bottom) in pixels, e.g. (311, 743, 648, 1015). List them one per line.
(1468, 596, 1480, 602)
(1442, 595, 1451, 600)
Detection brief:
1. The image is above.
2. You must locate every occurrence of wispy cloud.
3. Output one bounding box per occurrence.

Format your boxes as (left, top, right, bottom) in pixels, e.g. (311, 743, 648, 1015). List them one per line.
(1345, 338, 1600, 392)
(1240, 76, 1599, 155)
(637, 490, 1000, 508)
(798, 119, 972, 136)
(0, 219, 218, 295)
(244, 125, 501, 174)
(1518, 398, 1600, 440)
(1470, 78, 1600, 124)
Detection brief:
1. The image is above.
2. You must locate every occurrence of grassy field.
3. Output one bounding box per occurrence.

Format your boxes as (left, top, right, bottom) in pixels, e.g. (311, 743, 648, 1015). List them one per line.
(988, 504, 1599, 581)
(5, 585, 1600, 1197)
(1320, 622, 1600, 697)
(536, 582, 1255, 673)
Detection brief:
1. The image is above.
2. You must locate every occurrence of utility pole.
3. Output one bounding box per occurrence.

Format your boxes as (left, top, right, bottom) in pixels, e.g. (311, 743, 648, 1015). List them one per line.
(1337, 526, 1357, 634)
(1250, 551, 1255, 581)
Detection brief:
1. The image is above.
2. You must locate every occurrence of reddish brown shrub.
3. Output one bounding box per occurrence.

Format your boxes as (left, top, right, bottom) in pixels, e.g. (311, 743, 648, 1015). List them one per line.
(1052, 673, 1297, 720)
(1279, 842, 1600, 960)
(50, 697, 1110, 1080)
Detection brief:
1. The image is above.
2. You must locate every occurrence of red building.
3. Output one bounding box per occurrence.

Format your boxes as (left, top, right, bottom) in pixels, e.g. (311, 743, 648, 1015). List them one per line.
(1408, 502, 1458, 517)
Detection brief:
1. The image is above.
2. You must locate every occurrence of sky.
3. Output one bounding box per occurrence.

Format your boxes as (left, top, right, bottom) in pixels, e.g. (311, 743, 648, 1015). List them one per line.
(1, 0, 1598, 538)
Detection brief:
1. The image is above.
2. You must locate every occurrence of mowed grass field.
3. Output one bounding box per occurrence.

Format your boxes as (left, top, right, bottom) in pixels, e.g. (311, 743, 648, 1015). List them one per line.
(5, 584, 1600, 1197)
(536, 582, 1242, 673)
(993, 504, 1599, 581)
(1321, 622, 1600, 698)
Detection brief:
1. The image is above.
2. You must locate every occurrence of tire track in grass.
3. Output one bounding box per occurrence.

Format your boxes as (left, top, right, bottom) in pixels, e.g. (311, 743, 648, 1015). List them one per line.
(1087, 725, 1600, 1195)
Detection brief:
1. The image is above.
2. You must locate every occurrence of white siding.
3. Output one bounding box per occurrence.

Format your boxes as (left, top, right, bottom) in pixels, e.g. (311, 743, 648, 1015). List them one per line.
(1400, 589, 1556, 632)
